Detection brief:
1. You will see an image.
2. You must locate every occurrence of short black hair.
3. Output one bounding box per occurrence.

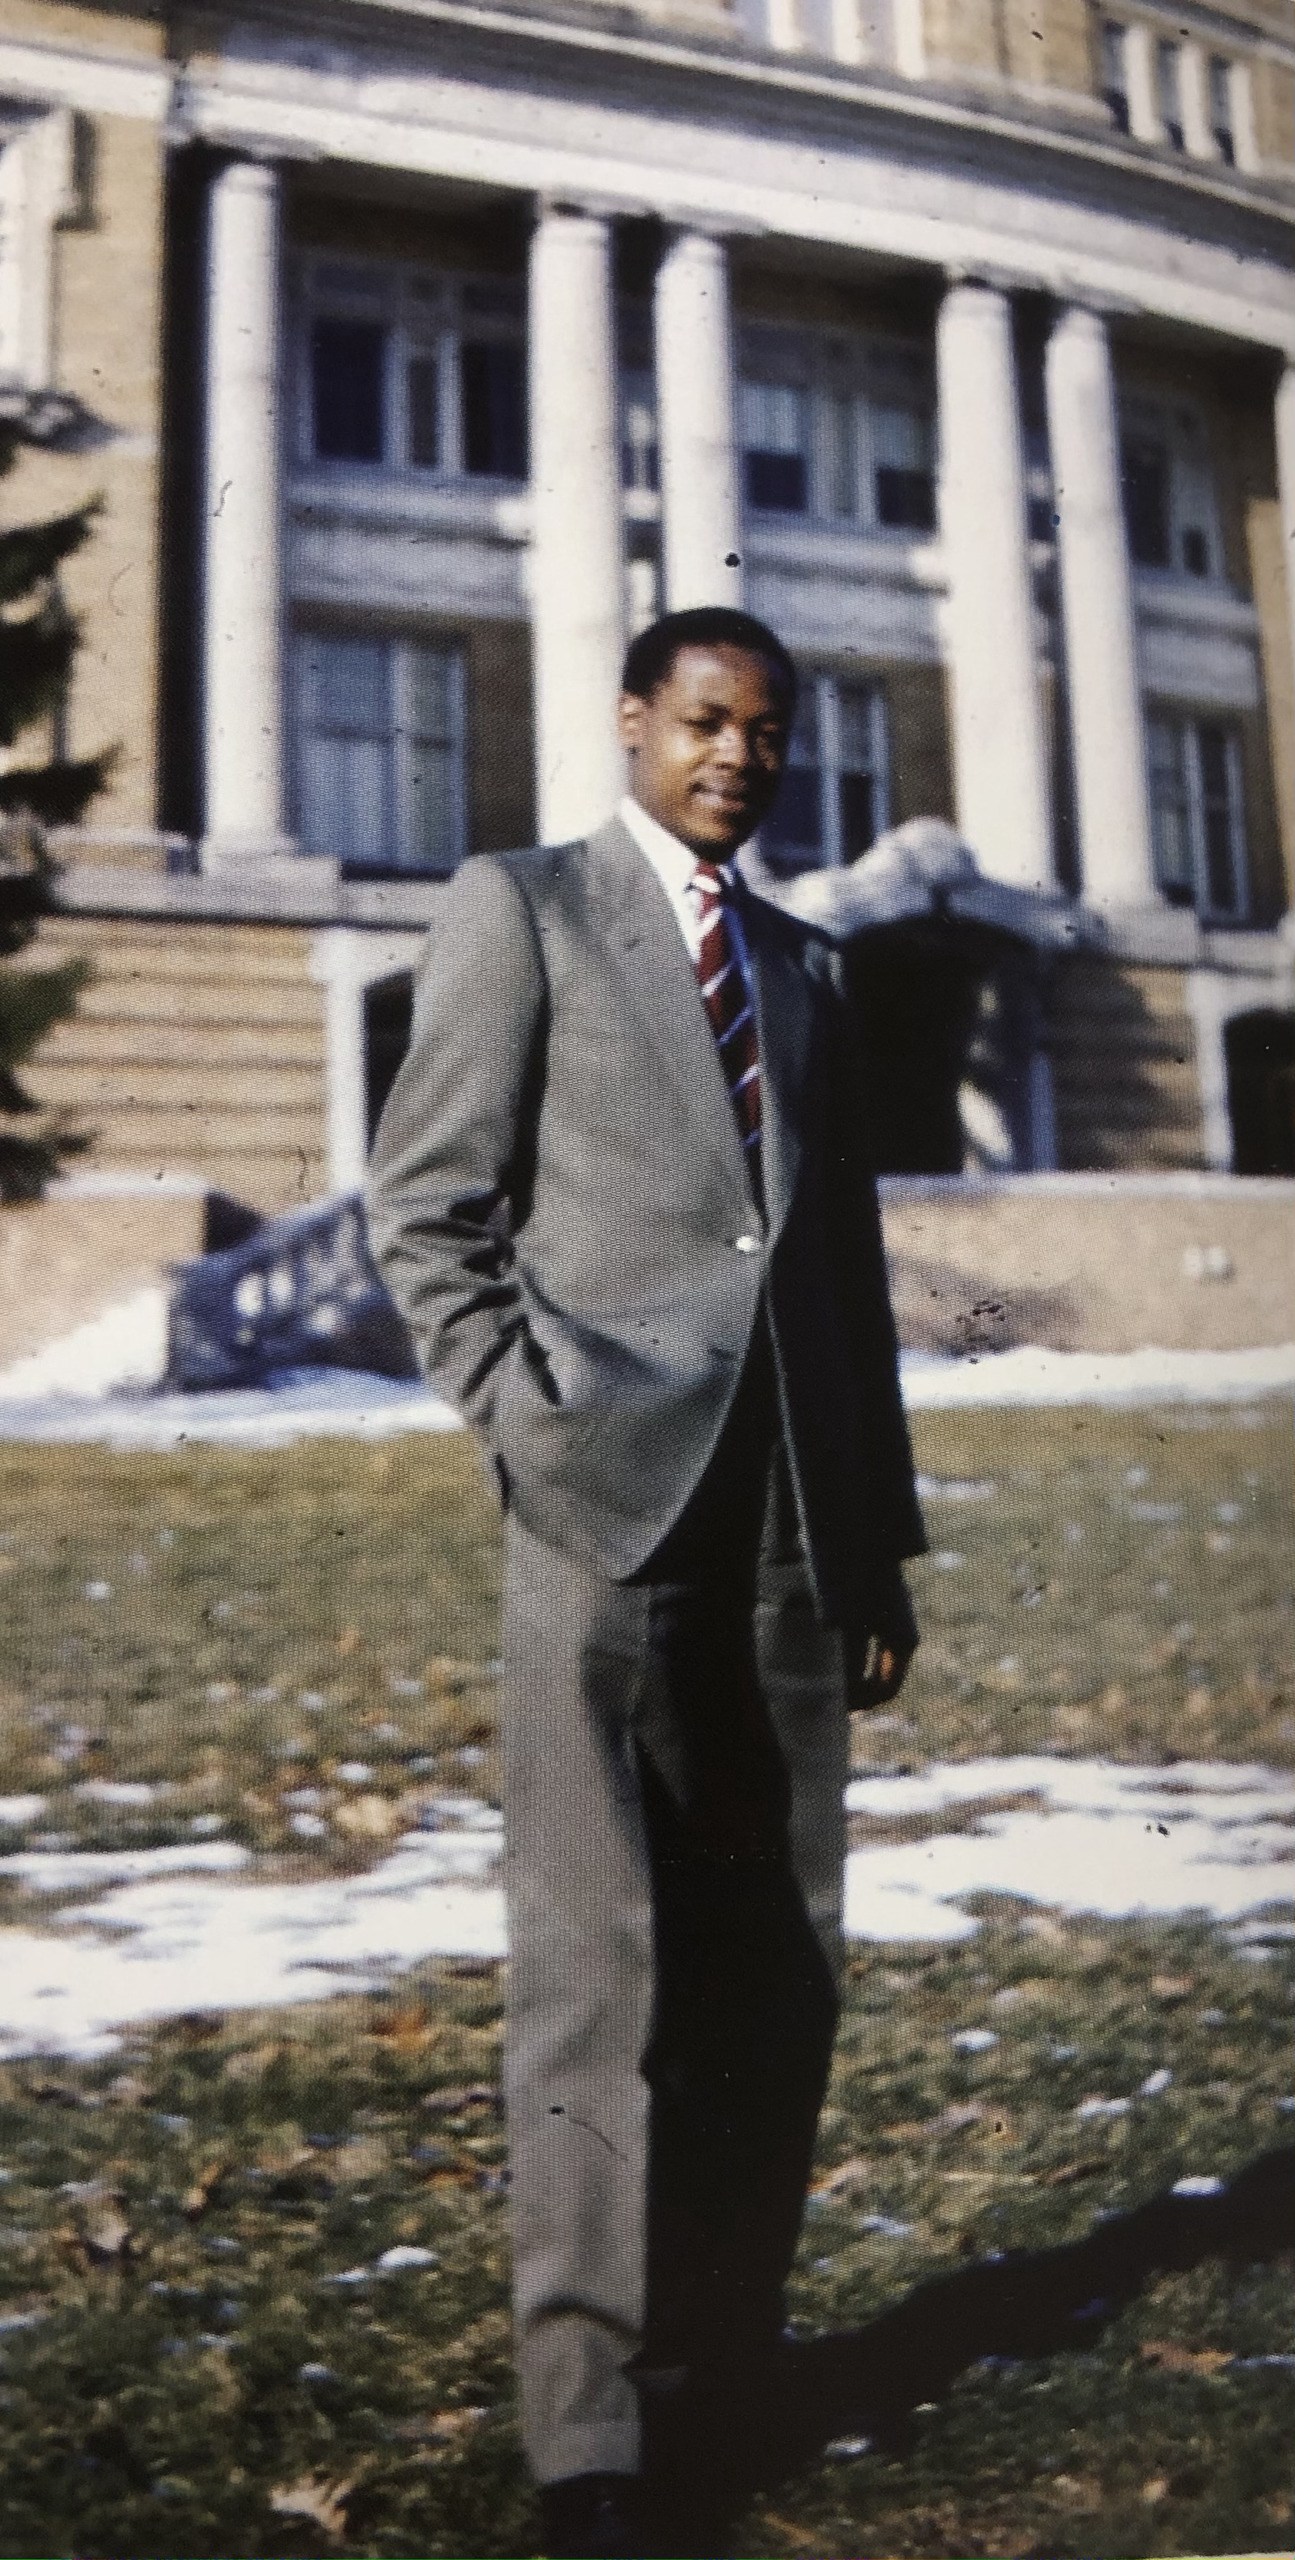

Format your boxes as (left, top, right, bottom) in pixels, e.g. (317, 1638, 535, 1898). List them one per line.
(621, 607, 797, 710)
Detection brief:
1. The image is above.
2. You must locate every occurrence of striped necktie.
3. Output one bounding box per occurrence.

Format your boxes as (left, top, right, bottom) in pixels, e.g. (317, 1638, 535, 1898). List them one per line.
(692, 861, 763, 1180)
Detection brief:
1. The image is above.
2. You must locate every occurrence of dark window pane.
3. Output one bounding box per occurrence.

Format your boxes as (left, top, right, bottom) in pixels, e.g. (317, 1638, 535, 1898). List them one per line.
(766, 765, 821, 862)
(408, 357, 440, 469)
(1163, 119, 1185, 150)
(875, 466, 935, 531)
(1181, 525, 1209, 578)
(1214, 126, 1236, 164)
(1122, 439, 1171, 567)
(744, 450, 808, 512)
(311, 319, 386, 462)
(1198, 723, 1239, 912)
(838, 770, 876, 861)
(1104, 86, 1131, 132)
(461, 340, 527, 478)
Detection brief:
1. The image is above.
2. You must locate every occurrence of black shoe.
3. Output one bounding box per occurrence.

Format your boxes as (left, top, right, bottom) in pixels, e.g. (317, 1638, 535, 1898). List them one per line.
(538, 2472, 651, 2558)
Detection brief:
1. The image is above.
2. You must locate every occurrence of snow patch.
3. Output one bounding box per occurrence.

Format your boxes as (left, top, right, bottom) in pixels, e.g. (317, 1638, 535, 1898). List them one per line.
(0, 1289, 168, 1403)
(1, 1763, 1293, 2058)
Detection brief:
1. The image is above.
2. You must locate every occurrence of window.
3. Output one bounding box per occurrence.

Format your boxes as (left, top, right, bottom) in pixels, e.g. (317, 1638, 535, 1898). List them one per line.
(298, 259, 527, 483)
(1208, 56, 1236, 164)
(740, 378, 811, 513)
(1147, 713, 1246, 918)
(295, 633, 467, 874)
(872, 404, 936, 531)
(1099, 20, 1131, 132)
(1120, 399, 1220, 580)
(737, 327, 935, 532)
(1156, 38, 1185, 149)
(763, 675, 889, 870)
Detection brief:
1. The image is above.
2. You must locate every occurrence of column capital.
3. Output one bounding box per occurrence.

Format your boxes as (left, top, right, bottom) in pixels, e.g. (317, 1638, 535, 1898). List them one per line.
(941, 266, 1024, 306)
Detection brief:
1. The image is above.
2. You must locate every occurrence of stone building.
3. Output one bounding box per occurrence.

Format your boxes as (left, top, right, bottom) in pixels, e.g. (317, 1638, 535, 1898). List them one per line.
(2, 0, 1295, 1222)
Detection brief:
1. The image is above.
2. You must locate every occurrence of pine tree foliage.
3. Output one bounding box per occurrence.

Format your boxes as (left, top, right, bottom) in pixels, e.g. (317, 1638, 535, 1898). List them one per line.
(0, 426, 109, 1201)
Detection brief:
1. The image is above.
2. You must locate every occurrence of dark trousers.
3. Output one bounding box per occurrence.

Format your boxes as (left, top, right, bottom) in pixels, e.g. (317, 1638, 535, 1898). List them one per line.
(499, 1323, 846, 2486)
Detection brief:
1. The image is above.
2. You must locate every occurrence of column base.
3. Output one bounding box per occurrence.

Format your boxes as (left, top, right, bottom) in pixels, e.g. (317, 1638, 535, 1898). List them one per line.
(200, 831, 318, 877)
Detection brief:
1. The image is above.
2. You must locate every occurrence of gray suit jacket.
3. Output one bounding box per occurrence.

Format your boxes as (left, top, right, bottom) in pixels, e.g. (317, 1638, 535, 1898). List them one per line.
(365, 816, 925, 1627)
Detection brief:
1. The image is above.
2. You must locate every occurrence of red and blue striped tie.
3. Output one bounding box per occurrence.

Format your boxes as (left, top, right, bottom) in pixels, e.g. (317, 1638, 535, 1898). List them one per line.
(692, 862, 762, 1184)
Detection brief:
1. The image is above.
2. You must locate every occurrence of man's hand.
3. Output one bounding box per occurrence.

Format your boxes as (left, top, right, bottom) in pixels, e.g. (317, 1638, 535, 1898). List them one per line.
(849, 1628, 917, 1711)
(846, 1568, 918, 1711)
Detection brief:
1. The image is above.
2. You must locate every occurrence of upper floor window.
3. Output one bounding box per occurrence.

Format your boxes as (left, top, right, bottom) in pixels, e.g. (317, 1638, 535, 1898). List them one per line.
(1099, 21, 1131, 132)
(1120, 398, 1220, 581)
(297, 259, 527, 483)
(737, 328, 935, 534)
(764, 674, 889, 870)
(1156, 38, 1186, 150)
(1208, 56, 1237, 164)
(294, 631, 467, 874)
(1147, 713, 1247, 919)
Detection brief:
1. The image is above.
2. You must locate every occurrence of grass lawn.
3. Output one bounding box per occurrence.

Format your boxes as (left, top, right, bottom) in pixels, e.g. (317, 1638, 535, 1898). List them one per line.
(0, 1401, 1292, 2557)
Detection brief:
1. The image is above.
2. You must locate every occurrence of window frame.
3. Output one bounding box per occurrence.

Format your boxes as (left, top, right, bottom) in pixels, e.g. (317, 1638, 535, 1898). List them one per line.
(1119, 393, 1224, 587)
(293, 253, 528, 487)
(293, 627, 469, 877)
(1098, 18, 1132, 132)
(764, 671, 891, 871)
(1146, 707, 1248, 923)
(736, 322, 935, 535)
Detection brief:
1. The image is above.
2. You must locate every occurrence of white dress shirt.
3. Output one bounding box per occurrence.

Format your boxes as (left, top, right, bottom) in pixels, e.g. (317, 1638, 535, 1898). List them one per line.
(618, 795, 755, 1000)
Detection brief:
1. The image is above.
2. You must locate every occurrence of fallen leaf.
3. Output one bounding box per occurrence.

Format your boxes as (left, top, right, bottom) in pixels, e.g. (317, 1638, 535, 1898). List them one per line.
(810, 2156, 872, 2199)
(336, 1626, 363, 1655)
(63, 2185, 136, 2267)
(426, 2405, 489, 2444)
(333, 1793, 399, 1841)
(182, 2158, 228, 2221)
(1040, 2156, 1106, 2186)
(268, 2476, 353, 2542)
(928, 2100, 985, 2136)
(1150, 1974, 1194, 2001)
(1139, 2340, 1231, 2375)
(223, 2039, 288, 2083)
(421, 2084, 500, 2120)
(370, 2001, 434, 2049)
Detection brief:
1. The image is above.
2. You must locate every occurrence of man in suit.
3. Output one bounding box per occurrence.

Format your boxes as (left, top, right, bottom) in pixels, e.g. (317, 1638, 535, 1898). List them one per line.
(366, 607, 925, 2557)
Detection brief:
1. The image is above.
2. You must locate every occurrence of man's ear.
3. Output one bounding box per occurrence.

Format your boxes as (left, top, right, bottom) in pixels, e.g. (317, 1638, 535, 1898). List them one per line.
(618, 691, 644, 757)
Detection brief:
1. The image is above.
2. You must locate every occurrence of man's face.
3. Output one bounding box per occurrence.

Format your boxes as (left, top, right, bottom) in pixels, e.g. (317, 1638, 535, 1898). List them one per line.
(618, 644, 793, 857)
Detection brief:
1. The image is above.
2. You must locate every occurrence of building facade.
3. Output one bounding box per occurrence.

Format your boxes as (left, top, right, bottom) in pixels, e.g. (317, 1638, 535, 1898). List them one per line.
(2, 0, 1294, 1212)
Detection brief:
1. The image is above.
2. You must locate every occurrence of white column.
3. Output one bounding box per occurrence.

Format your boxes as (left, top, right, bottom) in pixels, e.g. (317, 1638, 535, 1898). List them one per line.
(1124, 23, 1162, 142)
(935, 280, 1053, 890)
(654, 230, 743, 612)
(203, 159, 292, 866)
(528, 204, 625, 843)
(1045, 303, 1157, 909)
(1275, 364, 1295, 732)
(1179, 43, 1219, 160)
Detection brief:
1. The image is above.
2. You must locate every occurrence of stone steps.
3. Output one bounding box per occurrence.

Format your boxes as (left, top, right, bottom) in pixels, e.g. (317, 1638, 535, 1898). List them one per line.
(22, 914, 329, 1212)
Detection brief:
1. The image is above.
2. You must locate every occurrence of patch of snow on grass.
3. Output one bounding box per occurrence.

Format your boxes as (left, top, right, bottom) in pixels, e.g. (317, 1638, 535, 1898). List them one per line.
(0, 1289, 168, 1402)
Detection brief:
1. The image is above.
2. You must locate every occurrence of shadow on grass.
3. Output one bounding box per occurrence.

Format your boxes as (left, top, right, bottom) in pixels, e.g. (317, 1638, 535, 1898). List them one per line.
(770, 2142, 1295, 2477)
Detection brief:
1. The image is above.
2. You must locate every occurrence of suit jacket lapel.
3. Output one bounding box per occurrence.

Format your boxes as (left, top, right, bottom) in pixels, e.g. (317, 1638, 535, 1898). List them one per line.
(584, 817, 749, 1201)
(738, 877, 816, 1237)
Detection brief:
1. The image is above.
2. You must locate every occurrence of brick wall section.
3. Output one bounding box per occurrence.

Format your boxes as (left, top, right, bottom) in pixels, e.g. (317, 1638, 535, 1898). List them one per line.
(1253, 56, 1295, 164)
(881, 1177, 1295, 1353)
(888, 665, 956, 825)
(1047, 959, 1206, 1171)
(919, 0, 1093, 92)
(5, 102, 167, 833)
(466, 622, 536, 853)
(17, 915, 329, 1213)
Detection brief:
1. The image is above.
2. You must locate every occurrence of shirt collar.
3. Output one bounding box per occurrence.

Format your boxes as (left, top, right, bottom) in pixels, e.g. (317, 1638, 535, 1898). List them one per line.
(619, 795, 734, 894)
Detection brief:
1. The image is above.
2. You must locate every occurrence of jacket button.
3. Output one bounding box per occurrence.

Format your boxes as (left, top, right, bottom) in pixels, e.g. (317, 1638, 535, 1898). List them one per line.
(733, 1233, 761, 1254)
